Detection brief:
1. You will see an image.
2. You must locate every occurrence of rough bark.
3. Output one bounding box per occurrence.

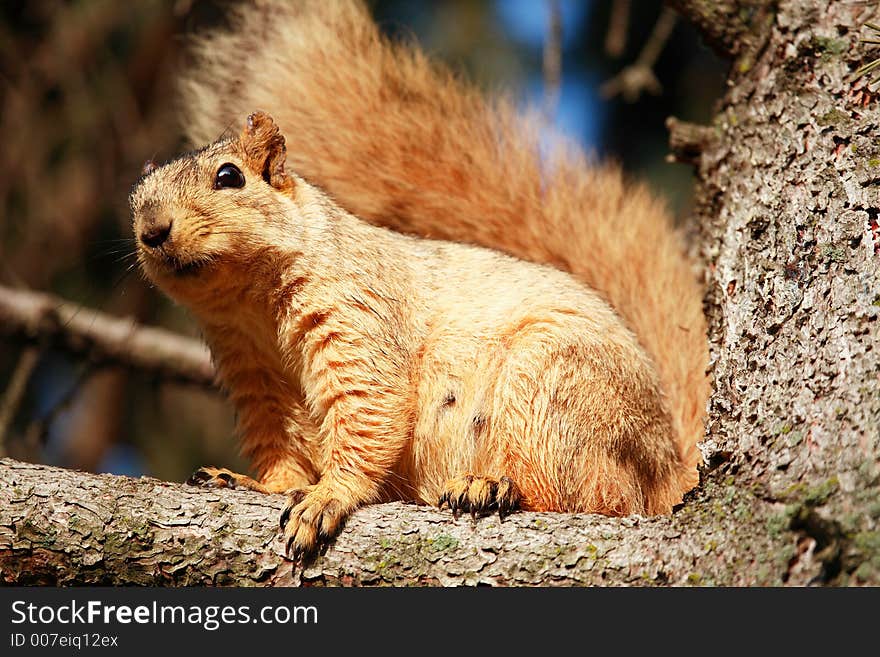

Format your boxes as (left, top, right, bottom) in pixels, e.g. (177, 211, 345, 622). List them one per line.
(0, 458, 786, 586)
(685, 0, 880, 585)
(1, 0, 878, 587)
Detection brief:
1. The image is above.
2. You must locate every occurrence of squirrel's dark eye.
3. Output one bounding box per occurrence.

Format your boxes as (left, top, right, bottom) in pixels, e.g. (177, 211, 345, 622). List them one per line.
(214, 163, 245, 189)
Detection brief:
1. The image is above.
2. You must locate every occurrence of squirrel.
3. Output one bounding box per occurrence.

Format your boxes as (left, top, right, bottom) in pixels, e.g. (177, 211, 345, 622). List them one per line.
(130, 0, 709, 558)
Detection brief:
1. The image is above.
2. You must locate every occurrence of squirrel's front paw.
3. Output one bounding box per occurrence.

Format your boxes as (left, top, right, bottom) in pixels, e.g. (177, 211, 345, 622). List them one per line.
(279, 486, 351, 560)
(439, 473, 521, 520)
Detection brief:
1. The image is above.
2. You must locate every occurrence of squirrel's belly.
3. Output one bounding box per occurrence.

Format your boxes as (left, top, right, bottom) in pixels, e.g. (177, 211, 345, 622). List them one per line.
(405, 345, 500, 504)
(403, 322, 556, 504)
(397, 304, 676, 511)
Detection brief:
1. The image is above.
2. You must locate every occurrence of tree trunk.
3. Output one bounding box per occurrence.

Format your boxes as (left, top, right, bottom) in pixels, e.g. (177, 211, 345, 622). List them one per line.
(678, 0, 880, 585)
(1, 0, 878, 586)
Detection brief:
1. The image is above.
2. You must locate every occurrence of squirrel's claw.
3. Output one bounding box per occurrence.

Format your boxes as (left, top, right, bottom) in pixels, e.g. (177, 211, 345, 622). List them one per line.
(438, 473, 521, 521)
(187, 466, 237, 488)
(187, 466, 276, 494)
(279, 488, 308, 530)
(280, 486, 349, 562)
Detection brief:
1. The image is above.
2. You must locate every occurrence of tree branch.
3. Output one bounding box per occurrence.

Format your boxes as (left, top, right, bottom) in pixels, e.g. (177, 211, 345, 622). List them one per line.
(665, 0, 770, 59)
(0, 285, 214, 388)
(0, 456, 864, 587)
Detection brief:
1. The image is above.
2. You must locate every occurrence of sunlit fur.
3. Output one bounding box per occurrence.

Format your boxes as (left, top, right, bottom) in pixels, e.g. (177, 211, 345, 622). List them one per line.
(132, 108, 699, 525)
(179, 0, 709, 486)
(134, 0, 711, 543)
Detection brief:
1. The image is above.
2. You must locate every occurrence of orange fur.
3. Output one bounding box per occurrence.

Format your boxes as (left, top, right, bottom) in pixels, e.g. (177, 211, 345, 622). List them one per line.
(131, 1, 710, 555)
(180, 1, 709, 484)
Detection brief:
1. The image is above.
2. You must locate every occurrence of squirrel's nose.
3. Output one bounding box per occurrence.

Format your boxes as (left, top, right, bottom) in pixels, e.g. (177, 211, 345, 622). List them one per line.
(140, 218, 172, 248)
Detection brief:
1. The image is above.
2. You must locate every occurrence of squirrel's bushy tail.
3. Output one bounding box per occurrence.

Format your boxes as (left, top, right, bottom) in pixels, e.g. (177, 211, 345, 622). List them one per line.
(180, 0, 709, 497)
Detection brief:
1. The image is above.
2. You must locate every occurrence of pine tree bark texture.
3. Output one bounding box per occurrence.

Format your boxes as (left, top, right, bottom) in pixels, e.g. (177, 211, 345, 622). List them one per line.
(1, 0, 878, 586)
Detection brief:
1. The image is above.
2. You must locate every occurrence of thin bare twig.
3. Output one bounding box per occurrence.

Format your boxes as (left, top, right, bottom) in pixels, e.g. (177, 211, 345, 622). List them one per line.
(601, 7, 677, 102)
(605, 0, 631, 58)
(0, 346, 41, 456)
(543, 0, 563, 121)
(0, 285, 214, 388)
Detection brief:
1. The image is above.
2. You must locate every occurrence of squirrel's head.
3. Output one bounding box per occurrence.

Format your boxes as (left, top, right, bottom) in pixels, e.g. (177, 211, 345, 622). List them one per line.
(129, 111, 301, 304)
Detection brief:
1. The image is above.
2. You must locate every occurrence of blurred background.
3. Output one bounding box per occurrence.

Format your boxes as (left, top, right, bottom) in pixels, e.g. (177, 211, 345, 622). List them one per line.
(0, 0, 725, 482)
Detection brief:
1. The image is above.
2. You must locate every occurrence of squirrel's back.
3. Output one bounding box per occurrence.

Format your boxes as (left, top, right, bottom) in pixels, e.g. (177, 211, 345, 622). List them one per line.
(180, 0, 709, 497)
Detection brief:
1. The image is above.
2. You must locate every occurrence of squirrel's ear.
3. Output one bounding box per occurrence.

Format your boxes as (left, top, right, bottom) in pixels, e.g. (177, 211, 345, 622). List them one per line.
(240, 111, 296, 194)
